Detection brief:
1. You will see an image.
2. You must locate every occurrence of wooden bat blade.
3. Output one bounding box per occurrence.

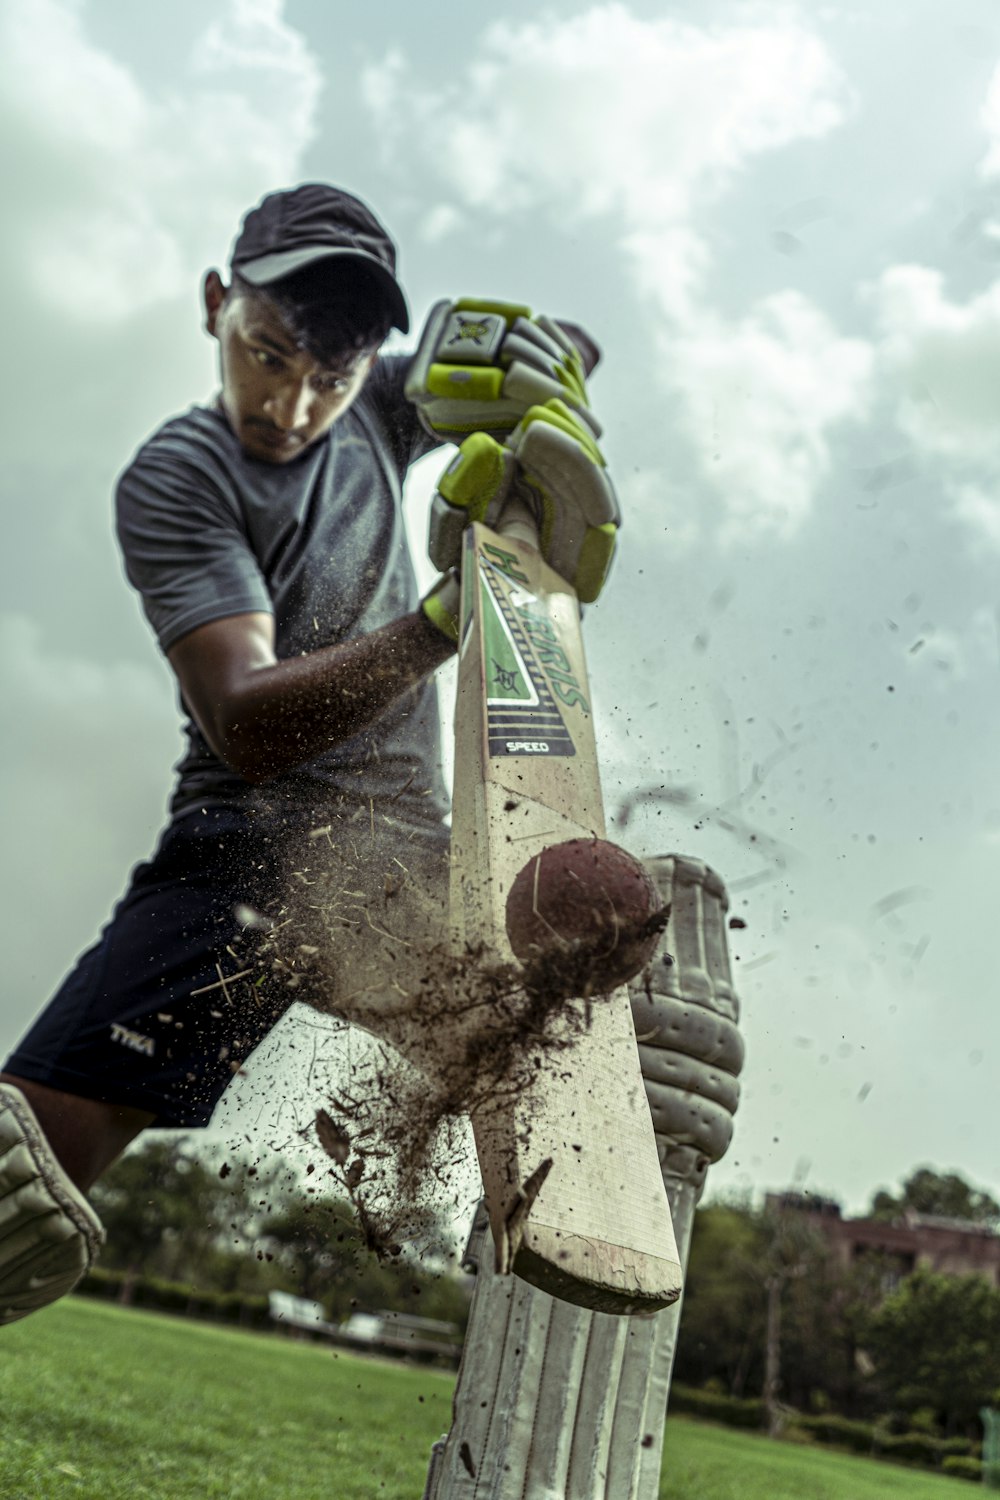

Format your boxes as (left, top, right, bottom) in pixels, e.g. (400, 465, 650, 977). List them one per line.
(451, 521, 682, 1314)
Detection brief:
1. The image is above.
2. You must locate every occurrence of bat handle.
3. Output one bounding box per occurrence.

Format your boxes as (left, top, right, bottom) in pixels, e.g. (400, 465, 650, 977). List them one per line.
(497, 495, 540, 552)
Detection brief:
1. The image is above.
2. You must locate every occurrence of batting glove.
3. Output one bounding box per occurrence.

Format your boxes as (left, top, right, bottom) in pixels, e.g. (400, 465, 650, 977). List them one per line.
(405, 298, 599, 444)
(420, 570, 461, 644)
(421, 431, 517, 641)
(426, 402, 620, 605)
(508, 401, 620, 603)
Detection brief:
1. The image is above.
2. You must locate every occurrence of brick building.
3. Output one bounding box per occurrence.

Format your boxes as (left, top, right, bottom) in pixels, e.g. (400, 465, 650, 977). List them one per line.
(765, 1192, 1000, 1288)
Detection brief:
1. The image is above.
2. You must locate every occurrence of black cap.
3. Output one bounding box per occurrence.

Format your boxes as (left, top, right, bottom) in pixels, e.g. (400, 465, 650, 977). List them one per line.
(230, 184, 409, 334)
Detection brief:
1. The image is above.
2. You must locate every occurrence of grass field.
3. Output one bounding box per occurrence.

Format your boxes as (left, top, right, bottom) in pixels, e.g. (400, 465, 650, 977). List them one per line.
(663, 1421, 967, 1499)
(0, 1299, 970, 1499)
(0, 1299, 452, 1499)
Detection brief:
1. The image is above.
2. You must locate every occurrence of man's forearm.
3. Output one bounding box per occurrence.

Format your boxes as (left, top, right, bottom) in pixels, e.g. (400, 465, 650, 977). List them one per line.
(205, 611, 455, 782)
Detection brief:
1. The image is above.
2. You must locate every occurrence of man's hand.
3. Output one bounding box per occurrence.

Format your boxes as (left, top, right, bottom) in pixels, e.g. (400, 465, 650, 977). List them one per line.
(406, 298, 600, 444)
(424, 400, 620, 608)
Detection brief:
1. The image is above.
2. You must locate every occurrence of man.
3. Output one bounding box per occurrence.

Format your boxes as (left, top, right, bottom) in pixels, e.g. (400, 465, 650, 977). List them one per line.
(0, 183, 615, 1324)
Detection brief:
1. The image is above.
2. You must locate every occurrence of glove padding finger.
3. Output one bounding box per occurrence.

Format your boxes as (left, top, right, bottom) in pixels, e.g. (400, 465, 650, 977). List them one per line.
(427, 432, 516, 574)
(506, 401, 620, 604)
(425, 401, 620, 605)
(501, 319, 588, 409)
(406, 298, 600, 443)
(420, 570, 462, 644)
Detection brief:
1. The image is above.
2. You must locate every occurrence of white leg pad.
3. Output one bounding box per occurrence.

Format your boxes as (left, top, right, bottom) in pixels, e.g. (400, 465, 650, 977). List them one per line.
(0, 1084, 105, 1325)
(423, 1202, 697, 1500)
(423, 855, 741, 1499)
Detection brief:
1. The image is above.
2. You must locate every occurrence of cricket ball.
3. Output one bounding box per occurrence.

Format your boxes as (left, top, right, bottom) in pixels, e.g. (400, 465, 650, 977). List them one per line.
(504, 837, 668, 997)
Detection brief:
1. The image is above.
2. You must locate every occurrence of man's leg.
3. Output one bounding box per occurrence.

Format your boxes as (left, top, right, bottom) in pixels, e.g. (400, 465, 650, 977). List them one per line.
(0, 1076, 154, 1192)
(1, 809, 296, 1325)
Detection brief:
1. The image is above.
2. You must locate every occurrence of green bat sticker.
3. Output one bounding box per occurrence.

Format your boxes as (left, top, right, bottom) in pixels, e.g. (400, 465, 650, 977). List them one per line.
(479, 554, 576, 758)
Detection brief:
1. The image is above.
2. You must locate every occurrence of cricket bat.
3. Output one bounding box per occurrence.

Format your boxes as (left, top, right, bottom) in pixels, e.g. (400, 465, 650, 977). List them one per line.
(450, 513, 683, 1315)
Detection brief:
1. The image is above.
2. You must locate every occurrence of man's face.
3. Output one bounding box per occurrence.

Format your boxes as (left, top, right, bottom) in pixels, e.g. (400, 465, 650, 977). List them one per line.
(205, 273, 375, 464)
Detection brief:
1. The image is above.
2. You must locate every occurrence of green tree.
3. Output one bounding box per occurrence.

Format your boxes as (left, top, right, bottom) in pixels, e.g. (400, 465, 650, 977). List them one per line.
(675, 1197, 873, 1418)
(673, 1202, 767, 1397)
(868, 1269, 1000, 1434)
(870, 1168, 1000, 1226)
(760, 1203, 845, 1423)
(89, 1135, 283, 1299)
(90, 1135, 231, 1297)
(831, 1252, 895, 1417)
(87, 1135, 472, 1326)
(259, 1193, 470, 1329)
(262, 1195, 378, 1308)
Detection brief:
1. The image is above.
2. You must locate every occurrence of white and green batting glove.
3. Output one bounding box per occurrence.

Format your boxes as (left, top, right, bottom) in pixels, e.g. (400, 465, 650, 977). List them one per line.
(506, 399, 620, 604)
(426, 430, 518, 576)
(421, 432, 518, 641)
(420, 570, 461, 644)
(405, 297, 600, 444)
(425, 403, 620, 607)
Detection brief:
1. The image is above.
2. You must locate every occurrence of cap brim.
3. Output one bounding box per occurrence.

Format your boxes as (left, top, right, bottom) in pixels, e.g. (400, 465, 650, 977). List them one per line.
(234, 246, 409, 333)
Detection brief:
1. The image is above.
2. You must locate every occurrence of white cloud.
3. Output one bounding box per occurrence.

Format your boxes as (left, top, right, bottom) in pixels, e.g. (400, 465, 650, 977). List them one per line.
(622, 225, 710, 325)
(188, 0, 321, 180)
(667, 291, 874, 544)
(980, 56, 1000, 178)
(869, 263, 1000, 555)
(872, 264, 1000, 464)
(364, 5, 864, 543)
(418, 204, 462, 245)
(616, 467, 700, 553)
(952, 483, 1000, 553)
(0, 0, 322, 319)
(615, 226, 873, 545)
(364, 6, 851, 231)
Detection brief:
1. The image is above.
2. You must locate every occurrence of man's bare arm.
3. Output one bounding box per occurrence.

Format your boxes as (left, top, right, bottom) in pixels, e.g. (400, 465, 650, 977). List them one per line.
(168, 609, 455, 783)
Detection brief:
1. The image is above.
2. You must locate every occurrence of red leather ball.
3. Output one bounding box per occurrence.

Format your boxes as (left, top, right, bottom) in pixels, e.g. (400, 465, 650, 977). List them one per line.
(505, 837, 666, 997)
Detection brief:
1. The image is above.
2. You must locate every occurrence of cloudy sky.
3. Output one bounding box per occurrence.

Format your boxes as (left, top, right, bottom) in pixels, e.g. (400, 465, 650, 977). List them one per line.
(2, 0, 998, 1220)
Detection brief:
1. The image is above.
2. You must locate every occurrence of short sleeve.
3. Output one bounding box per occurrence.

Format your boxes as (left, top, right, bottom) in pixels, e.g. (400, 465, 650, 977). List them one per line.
(115, 435, 272, 654)
(362, 353, 443, 478)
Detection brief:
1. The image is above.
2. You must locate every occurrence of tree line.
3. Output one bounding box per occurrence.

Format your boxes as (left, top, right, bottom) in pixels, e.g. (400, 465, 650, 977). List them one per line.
(87, 1139, 1000, 1437)
(674, 1168, 1000, 1437)
(87, 1134, 471, 1333)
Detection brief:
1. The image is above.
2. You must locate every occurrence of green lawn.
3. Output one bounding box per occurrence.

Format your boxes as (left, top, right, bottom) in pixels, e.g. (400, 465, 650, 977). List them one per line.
(662, 1420, 969, 1499)
(0, 1299, 972, 1499)
(0, 1299, 453, 1499)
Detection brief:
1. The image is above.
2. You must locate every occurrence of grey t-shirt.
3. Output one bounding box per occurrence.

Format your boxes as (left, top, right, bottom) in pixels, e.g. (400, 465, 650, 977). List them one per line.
(115, 354, 448, 825)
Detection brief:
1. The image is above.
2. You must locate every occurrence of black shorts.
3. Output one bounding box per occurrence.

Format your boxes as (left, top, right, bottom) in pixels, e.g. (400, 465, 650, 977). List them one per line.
(4, 806, 450, 1127)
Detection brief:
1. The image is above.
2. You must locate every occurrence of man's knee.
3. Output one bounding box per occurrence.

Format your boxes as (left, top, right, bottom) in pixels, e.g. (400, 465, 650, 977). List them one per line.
(0, 1083, 105, 1325)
